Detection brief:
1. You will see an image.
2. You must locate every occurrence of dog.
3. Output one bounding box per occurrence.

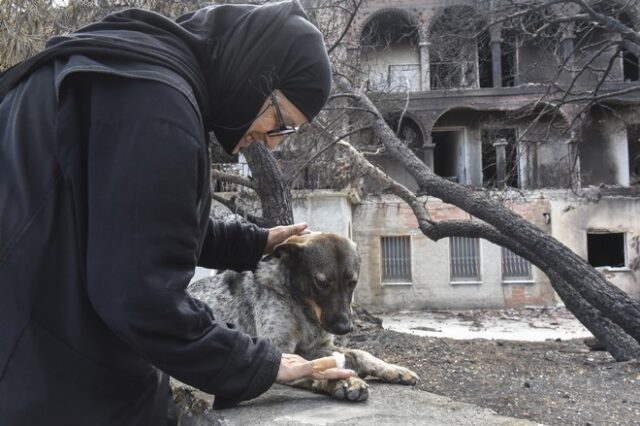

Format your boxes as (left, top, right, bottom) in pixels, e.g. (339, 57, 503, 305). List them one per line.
(188, 232, 418, 402)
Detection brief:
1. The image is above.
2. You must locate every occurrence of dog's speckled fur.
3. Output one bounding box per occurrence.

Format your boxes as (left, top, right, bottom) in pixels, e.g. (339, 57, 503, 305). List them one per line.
(188, 232, 418, 401)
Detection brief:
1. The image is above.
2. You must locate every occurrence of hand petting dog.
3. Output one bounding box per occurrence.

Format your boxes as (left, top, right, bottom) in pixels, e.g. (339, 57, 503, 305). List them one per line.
(264, 223, 309, 253)
(275, 353, 354, 383)
(190, 231, 419, 402)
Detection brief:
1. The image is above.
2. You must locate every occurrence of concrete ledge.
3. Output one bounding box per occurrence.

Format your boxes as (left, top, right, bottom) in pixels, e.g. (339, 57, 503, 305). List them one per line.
(178, 382, 541, 426)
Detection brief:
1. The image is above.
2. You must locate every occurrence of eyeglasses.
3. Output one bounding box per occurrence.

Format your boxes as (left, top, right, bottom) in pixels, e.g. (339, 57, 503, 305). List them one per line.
(266, 92, 300, 137)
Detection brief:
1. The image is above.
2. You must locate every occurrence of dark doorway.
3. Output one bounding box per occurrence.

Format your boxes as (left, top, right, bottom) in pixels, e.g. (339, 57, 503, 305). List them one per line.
(628, 125, 640, 183)
(587, 233, 626, 268)
(623, 50, 639, 82)
(619, 13, 639, 82)
(432, 130, 463, 182)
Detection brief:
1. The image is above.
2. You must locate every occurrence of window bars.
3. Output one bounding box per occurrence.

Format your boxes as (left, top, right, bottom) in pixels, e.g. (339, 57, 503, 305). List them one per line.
(501, 246, 532, 280)
(450, 237, 480, 281)
(381, 236, 412, 283)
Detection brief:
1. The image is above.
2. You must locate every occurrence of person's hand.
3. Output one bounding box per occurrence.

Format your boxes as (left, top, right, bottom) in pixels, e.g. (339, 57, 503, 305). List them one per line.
(264, 223, 309, 254)
(275, 353, 355, 383)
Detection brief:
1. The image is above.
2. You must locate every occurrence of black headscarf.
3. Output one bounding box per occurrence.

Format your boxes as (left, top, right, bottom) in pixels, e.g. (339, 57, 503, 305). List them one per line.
(0, 1, 332, 153)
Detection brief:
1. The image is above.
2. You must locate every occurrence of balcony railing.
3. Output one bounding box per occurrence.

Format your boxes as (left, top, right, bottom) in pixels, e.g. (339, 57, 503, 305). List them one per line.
(430, 61, 476, 89)
(211, 160, 338, 192)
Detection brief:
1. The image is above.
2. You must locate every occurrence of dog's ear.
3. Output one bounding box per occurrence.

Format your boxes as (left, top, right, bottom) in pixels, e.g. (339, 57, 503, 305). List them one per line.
(273, 236, 306, 260)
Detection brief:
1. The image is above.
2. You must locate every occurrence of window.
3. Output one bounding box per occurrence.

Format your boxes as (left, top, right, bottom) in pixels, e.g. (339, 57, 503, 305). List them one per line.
(450, 237, 481, 281)
(587, 232, 626, 268)
(501, 247, 532, 280)
(381, 236, 412, 283)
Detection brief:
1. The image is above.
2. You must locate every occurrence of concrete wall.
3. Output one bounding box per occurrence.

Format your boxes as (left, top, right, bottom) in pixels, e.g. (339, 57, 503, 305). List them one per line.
(362, 44, 421, 92)
(202, 190, 640, 312)
(522, 121, 572, 189)
(549, 195, 640, 298)
(581, 109, 630, 186)
(350, 194, 557, 312)
(368, 156, 419, 193)
(292, 191, 353, 237)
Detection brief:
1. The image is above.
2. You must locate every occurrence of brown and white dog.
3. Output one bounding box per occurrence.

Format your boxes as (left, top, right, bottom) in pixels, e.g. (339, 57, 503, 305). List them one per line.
(188, 232, 418, 401)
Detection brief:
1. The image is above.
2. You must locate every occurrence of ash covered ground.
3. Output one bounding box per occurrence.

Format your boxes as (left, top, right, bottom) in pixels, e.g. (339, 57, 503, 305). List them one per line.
(336, 307, 640, 426)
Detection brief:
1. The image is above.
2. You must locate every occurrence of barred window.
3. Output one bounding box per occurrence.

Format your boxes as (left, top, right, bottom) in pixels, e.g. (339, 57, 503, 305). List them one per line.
(501, 247, 532, 280)
(381, 236, 412, 283)
(450, 237, 481, 281)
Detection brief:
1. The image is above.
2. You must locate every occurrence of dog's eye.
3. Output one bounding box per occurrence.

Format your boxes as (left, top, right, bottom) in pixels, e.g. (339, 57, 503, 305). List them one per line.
(314, 277, 329, 289)
(348, 280, 357, 289)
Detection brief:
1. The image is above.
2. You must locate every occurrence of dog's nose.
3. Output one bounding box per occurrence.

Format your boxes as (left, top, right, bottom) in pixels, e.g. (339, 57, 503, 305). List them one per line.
(332, 315, 353, 335)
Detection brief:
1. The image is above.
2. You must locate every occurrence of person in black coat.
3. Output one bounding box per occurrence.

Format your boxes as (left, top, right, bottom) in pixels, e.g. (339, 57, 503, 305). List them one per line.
(0, 1, 352, 424)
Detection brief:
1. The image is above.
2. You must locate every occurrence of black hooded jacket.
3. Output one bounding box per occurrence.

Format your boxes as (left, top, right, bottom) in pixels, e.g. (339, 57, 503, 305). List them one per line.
(0, 2, 331, 425)
(0, 55, 281, 424)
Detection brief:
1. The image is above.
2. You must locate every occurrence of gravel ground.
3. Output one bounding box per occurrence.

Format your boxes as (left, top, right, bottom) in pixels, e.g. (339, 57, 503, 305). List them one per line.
(338, 309, 640, 426)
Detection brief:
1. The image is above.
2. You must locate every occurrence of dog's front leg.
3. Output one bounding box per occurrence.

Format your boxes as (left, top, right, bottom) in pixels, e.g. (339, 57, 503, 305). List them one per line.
(340, 348, 419, 385)
(287, 376, 369, 402)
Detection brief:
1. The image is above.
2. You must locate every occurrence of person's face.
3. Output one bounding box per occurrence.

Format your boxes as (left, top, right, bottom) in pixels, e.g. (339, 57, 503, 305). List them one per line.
(233, 90, 308, 154)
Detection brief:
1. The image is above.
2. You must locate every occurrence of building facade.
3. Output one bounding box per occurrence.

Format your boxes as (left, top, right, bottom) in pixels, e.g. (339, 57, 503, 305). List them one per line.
(211, 0, 640, 312)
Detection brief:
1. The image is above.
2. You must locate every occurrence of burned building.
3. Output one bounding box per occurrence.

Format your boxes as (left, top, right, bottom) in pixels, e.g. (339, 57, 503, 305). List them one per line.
(211, 0, 640, 312)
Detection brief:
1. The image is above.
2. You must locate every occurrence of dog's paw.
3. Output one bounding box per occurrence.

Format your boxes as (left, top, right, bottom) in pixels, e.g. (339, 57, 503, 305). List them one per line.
(379, 365, 419, 385)
(331, 377, 369, 402)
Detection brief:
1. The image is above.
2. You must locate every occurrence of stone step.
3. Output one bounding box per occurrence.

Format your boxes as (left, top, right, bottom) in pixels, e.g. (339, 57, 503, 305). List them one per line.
(175, 382, 543, 426)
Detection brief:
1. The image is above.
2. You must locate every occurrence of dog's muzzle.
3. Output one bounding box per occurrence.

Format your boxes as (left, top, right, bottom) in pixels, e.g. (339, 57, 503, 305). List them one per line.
(328, 313, 353, 335)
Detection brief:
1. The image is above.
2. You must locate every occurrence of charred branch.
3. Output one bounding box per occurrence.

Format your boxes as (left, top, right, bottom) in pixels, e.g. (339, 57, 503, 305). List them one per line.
(335, 76, 640, 348)
(210, 169, 256, 190)
(337, 140, 640, 361)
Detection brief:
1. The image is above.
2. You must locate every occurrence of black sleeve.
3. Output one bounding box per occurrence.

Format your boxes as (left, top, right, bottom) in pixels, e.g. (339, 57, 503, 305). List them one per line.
(83, 77, 280, 405)
(197, 219, 269, 271)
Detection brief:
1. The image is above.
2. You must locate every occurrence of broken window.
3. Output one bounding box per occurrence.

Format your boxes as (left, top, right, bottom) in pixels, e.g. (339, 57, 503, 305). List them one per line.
(432, 129, 463, 183)
(587, 232, 626, 268)
(501, 247, 532, 280)
(381, 235, 412, 283)
(450, 237, 481, 281)
(481, 128, 519, 188)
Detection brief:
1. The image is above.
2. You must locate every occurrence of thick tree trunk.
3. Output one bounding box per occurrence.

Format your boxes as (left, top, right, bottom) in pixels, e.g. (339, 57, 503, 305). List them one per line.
(242, 142, 294, 227)
(336, 80, 640, 348)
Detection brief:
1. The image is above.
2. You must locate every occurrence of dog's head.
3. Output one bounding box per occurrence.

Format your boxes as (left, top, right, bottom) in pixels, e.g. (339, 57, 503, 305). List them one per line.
(273, 232, 360, 335)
